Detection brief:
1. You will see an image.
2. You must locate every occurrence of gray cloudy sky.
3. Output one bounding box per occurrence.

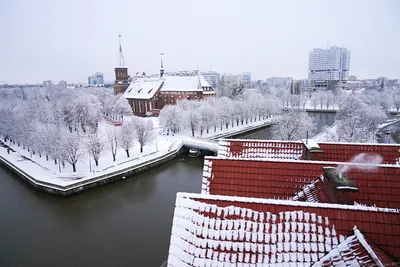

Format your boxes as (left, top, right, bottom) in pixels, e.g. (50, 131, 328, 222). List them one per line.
(0, 0, 399, 84)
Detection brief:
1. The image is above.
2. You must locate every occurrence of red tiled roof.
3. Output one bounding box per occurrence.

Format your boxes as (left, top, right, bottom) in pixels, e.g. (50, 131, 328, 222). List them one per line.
(292, 179, 329, 203)
(202, 157, 400, 209)
(167, 193, 400, 266)
(218, 140, 304, 160)
(218, 139, 400, 165)
(314, 142, 400, 165)
(314, 227, 391, 267)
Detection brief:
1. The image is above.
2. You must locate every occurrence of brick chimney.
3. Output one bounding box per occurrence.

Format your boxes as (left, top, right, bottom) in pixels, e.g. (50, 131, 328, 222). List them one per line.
(321, 167, 359, 205)
(302, 139, 323, 160)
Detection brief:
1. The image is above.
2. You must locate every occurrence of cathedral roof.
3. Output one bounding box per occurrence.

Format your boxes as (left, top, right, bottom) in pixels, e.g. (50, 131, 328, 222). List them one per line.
(124, 71, 213, 100)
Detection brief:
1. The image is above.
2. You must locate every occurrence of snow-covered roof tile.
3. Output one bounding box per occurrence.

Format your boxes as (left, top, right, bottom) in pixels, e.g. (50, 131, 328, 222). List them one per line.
(313, 226, 395, 267)
(167, 193, 400, 266)
(201, 156, 400, 209)
(124, 71, 214, 100)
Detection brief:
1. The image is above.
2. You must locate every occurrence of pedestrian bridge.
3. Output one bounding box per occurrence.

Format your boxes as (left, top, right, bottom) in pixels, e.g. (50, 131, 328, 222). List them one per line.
(181, 138, 218, 153)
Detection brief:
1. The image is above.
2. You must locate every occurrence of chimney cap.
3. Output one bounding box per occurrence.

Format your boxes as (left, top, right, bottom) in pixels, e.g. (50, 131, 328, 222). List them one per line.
(302, 139, 323, 153)
(322, 167, 359, 191)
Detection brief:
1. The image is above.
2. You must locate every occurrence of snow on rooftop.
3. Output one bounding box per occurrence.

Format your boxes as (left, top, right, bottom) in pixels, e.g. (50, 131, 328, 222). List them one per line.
(314, 227, 385, 267)
(302, 139, 323, 153)
(124, 71, 212, 99)
(177, 192, 399, 213)
(124, 77, 163, 99)
(167, 193, 398, 266)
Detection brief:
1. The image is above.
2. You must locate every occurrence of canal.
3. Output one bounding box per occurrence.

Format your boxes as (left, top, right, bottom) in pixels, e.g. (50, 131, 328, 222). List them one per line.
(0, 112, 335, 267)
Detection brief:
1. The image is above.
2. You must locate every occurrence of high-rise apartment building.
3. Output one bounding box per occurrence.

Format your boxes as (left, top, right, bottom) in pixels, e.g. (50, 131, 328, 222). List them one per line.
(266, 77, 293, 87)
(308, 46, 350, 90)
(88, 72, 104, 86)
(242, 72, 251, 86)
(201, 71, 220, 88)
(220, 73, 243, 87)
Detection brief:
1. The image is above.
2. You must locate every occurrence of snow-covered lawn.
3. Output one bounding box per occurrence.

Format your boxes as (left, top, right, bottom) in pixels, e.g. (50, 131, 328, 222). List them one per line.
(0, 116, 275, 187)
(0, 127, 176, 186)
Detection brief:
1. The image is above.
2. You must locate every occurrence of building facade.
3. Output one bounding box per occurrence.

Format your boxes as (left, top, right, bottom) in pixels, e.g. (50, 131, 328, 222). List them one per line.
(124, 70, 216, 117)
(201, 71, 220, 88)
(88, 72, 104, 85)
(220, 73, 243, 87)
(242, 72, 251, 87)
(308, 46, 351, 90)
(266, 77, 293, 87)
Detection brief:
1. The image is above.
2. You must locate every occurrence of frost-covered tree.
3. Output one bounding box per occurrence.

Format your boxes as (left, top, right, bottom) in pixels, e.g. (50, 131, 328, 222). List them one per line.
(107, 127, 118, 161)
(85, 132, 105, 166)
(336, 95, 387, 142)
(184, 108, 201, 137)
(119, 121, 135, 157)
(229, 83, 245, 99)
(159, 105, 182, 134)
(274, 109, 315, 141)
(197, 103, 216, 135)
(393, 91, 400, 111)
(133, 118, 153, 153)
(113, 94, 132, 121)
(310, 93, 318, 109)
(62, 132, 83, 172)
(218, 97, 234, 129)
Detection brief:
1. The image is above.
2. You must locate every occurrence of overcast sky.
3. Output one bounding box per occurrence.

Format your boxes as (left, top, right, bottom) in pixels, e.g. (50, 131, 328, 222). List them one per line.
(0, 0, 399, 84)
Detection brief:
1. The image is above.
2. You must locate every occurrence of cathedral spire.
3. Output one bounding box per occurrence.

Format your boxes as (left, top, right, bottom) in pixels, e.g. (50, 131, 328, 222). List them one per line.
(160, 53, 164, 77)
(118, 35, 125, 67)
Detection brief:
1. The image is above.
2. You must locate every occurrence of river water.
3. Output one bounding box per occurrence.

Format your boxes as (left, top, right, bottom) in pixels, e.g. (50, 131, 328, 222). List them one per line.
(0, 112, 335, 267)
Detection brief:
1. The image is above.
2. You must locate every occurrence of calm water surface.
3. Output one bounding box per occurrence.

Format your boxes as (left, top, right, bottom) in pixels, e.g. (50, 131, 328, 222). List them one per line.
(0, 111, 335, 267)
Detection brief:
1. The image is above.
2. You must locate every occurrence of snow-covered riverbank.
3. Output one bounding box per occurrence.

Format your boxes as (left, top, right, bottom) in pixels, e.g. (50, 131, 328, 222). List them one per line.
(0, 116, 275, 193)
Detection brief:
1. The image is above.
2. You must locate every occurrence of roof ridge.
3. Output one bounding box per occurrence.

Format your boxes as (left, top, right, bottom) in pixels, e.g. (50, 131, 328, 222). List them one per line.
(353, 226, 385, 267)
(204, 155, 400, 168)
(178, 192, 400, 214)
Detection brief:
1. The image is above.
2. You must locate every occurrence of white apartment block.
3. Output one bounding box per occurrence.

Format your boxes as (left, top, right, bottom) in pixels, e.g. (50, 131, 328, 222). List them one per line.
(201, 71, 220, 88)
(308, 46, 351, 82)
(220, 73, 243, 86)
(266, 77, 293, 87)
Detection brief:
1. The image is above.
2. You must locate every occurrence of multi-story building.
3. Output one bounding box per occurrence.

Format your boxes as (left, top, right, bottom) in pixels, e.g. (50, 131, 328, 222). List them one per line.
(88, 72, 104, 86)
(266, 77, 293, 87)
(124, 70, 215, 117)
(220, 73, 243, 87)
(348, 75, 357, 81)
(201, 71, 220, 88)
(242, 72, 251, 86)
(308, 46, 351, 90)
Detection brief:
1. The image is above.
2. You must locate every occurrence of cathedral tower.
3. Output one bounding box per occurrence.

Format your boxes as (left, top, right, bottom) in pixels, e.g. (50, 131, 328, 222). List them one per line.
(113, 35, 130, 95)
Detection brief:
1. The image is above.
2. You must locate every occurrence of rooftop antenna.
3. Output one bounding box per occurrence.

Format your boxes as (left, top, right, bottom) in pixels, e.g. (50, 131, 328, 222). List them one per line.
(327, 39, 329, 49)
(118, 35, 125, 67)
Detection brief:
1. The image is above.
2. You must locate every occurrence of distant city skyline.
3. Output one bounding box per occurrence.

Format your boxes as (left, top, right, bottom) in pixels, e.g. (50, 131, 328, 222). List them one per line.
(0, 0, 399, 84)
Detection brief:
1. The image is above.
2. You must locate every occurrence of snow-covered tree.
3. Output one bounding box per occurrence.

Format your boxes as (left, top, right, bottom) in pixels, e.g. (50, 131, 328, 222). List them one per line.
(336, 95, 387, 142)
(133, 118, 153, 153)
(274, 109, 315, 141)
(185, 108, 201, 137)
(197, 103, 216, 135)
(229, 83, 245, 99)
(107, 127, 118, 161)
(119, 121, 135, 157)
(393, 91, 400, 111)
(85, 132, 105, 166)
(62, 132, 83, 172)
(310, 93, 318, 109)
(159, 105, 182, 134)
(113, 94, 132, 121)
